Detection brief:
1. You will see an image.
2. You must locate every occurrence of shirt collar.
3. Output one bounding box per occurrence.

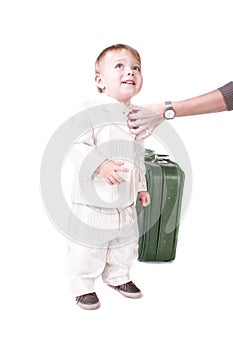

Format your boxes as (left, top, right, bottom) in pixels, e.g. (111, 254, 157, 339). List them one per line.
(85, 94, 132, 114)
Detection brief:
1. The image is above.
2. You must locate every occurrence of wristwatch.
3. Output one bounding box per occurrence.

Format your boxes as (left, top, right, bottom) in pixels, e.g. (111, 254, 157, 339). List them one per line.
(164, 101, 176, 119)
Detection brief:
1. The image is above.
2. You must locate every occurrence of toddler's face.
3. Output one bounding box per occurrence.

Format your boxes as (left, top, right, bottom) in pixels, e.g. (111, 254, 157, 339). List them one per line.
(95, 49, 143, 103)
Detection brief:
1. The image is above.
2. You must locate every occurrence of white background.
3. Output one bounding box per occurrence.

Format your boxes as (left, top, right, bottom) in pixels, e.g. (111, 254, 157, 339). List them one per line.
(1, 0, 232, 349)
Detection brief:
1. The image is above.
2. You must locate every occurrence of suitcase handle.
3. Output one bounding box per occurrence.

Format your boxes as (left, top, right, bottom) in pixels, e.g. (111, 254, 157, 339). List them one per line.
(153, 155, 169, 164)
(144, 149, 169, 163)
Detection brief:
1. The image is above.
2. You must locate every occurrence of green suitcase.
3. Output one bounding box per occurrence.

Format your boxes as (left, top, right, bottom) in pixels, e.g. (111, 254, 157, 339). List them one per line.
(137, 149, 185, 262)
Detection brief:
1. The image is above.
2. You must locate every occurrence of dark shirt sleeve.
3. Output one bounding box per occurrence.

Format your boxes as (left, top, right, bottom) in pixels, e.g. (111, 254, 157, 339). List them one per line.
(218, 81, 233, 111)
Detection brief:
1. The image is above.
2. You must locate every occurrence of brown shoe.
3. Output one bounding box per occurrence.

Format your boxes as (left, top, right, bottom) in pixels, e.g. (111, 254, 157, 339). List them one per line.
(76, 292, 100, 310)
(109, 281, 142, 299)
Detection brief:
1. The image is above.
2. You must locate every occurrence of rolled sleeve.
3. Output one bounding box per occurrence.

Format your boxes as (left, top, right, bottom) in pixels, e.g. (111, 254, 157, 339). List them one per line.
(218, 81, 233, 111)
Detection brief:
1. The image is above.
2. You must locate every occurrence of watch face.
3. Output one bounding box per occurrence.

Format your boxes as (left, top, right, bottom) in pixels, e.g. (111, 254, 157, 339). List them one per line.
(165, 109, 175, 119)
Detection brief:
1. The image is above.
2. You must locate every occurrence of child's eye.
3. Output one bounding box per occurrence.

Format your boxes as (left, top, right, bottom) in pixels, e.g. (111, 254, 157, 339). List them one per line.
(133, 66, 141, 72)
(115, 63, 124, 69)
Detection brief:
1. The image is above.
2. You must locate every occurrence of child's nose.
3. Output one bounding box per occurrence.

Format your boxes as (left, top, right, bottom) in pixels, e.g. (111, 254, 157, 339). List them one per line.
(127, 69, 134, 76)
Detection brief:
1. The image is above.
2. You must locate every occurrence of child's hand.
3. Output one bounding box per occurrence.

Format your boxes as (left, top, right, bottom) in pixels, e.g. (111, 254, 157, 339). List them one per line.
(97, 160, 129, 185)
(138, 191, 150, 207)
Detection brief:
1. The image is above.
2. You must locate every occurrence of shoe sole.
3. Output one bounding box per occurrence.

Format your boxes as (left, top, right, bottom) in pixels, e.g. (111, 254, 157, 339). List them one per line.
(77, 301, 100, 310)
(108, 285, 142, 299)
(117, 290, 142, 299)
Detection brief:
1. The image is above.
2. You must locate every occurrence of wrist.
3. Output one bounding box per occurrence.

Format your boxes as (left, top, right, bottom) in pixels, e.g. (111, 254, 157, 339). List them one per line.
(164, 101, 176, 119)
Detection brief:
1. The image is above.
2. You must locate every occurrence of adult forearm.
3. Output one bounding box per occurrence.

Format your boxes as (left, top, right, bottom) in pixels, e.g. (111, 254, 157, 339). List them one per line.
(173, 89, 227, 118)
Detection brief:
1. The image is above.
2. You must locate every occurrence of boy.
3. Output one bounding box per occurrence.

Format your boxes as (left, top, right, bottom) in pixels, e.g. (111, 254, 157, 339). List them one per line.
(67, 44, 150, 310)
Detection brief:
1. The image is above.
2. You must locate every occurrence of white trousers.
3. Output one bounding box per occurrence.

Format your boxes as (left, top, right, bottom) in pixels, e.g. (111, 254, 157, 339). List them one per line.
(66, 204, 139, 296)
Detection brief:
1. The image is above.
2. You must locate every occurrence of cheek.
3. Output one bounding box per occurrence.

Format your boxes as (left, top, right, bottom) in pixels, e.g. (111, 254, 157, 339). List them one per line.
(139, 76, 143, 86)
(137, 79, 143, 91)
(105, 74, 120, 86)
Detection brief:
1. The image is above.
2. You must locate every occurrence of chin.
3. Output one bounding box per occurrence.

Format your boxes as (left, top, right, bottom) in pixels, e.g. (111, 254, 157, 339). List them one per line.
(118, 94, 135, 103)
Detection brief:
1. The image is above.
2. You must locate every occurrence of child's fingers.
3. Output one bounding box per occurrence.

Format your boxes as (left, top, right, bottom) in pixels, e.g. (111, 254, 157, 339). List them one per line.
(117, 176, 126, 182)
(114, 161, 125, 165)
(140, 195, 150, 207)
(112, 161, 129, 172)
(111, 173, 125, 184)
(116, 166, 129, 173)
(105, 173, 124, 185)
(105, 177, 113, 185)
(109, 175, 117, 185)
(144, 198, 150, 206)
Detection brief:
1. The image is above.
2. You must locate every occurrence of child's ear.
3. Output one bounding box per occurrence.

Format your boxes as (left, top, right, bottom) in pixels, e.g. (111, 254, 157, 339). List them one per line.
(95, 73, 105, 91)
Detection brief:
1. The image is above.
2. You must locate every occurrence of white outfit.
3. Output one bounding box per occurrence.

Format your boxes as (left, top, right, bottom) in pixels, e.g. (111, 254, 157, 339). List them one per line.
(66, 95, 147, 296)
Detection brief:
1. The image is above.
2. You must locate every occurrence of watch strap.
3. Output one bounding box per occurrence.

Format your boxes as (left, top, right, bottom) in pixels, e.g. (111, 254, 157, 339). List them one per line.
(165, 101, 173, 110)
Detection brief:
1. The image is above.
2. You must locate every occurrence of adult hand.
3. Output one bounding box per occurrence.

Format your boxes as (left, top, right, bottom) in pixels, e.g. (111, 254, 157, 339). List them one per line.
(96, 160, 129, 185)
(128, 104, 165, 139)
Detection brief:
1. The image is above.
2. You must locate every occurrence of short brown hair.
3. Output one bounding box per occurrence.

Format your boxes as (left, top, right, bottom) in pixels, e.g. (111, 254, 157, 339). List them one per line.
(95, 44, 141, 93)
